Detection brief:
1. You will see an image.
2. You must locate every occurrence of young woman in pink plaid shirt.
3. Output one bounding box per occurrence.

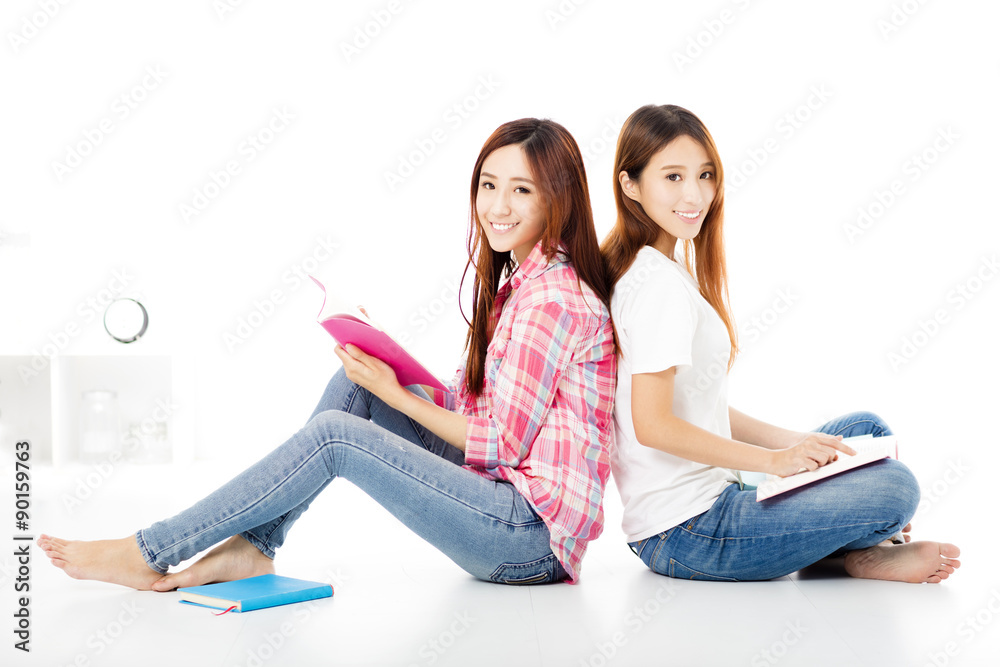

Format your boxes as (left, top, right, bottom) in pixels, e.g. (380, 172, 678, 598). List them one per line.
(40, 118, 617, 589)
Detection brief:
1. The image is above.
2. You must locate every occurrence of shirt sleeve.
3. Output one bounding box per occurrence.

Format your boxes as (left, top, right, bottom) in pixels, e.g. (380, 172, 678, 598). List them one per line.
(622, 264, 697, 375)
(463, 299, 580, 469)
(429, 361, 464, 411)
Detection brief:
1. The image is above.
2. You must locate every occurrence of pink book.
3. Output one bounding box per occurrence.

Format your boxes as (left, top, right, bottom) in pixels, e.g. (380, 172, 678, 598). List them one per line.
(310, 276, 447, 392)
(755, 435, 899, 501)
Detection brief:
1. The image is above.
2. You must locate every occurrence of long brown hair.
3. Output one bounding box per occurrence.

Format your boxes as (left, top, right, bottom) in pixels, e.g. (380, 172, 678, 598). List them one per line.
(460, 118, 614, 396)
(600, 104, 738, 368)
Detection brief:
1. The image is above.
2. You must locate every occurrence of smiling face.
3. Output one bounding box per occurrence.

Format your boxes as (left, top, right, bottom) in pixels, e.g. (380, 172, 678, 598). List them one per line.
(475, 144, 547, 266)
(619, 134, 717, 259)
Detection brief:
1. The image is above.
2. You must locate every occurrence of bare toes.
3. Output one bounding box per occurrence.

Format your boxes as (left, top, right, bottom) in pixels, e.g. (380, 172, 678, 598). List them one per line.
(939, 543, 961, 559)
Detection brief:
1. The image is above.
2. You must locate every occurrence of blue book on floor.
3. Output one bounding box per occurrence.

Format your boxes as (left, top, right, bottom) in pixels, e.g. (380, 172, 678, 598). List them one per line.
(177, 574, 334, 613)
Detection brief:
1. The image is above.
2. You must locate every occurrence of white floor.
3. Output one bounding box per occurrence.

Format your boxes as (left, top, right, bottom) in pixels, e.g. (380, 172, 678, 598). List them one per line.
(9, 460, 996, 667)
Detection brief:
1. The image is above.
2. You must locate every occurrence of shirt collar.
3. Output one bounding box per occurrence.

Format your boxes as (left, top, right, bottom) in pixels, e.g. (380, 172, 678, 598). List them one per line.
(509, 240, 568, 290)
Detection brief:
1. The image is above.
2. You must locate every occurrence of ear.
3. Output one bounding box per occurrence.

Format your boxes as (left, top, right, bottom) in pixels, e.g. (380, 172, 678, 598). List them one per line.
(619, 170, 641, 203)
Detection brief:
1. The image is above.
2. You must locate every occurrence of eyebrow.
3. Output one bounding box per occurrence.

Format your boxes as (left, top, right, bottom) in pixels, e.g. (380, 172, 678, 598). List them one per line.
(481, 171, 536, 185)
(658, 162, 715, 170)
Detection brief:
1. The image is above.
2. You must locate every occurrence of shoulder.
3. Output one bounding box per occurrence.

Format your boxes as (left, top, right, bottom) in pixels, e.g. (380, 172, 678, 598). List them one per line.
(614, 247, 695, 310)
(516, 256, 609, 334)
(520, 255, 599, 309)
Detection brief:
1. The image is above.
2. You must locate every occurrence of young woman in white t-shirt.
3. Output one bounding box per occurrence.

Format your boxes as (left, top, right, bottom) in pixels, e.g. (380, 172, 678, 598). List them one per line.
(600, 104, 961, 583)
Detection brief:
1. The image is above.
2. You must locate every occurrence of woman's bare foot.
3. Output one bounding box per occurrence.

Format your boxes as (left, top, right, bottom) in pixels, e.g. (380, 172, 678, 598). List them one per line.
(37, 534, 163, 590)
(845, 541, 961, 583)
(151, 535, 274, 591)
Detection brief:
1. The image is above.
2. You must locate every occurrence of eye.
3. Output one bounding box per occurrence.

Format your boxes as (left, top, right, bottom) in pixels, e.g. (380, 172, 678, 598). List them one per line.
(700, 171, 714, 180)
(666, 173, 681, 182)
(515, 186, 531, 194)
(481, 181, 495, 190)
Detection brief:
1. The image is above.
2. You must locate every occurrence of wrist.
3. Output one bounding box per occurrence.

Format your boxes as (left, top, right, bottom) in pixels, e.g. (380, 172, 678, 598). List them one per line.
(381, 383, 412, 412)
(760, 448, 782, 475)
(778, 430, 805, 450)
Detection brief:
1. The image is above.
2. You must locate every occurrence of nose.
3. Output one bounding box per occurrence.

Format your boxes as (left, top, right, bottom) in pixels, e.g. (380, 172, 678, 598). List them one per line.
(489, 188, 511, 218)
(682, 178, 703, 206)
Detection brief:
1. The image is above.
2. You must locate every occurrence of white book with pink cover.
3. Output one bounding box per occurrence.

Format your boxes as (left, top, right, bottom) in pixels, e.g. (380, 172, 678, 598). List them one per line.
(755, 434, 899, 501)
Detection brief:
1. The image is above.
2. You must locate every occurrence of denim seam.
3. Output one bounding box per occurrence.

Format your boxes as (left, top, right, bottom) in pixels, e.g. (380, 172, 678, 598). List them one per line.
(135, 530, 169, 575)
(147, 446, 344, 559)
(342, 382, 363, 414)
(150, 433, 543, 563)
(648, 532, 669, 566)
(680, 520, 898, 543)
(328, 439, 545, 527)
(489, 553, 558, 581)
(829, 419, 884, 437)
(669, 557, 738, 582)
(241, 530, 276, 560)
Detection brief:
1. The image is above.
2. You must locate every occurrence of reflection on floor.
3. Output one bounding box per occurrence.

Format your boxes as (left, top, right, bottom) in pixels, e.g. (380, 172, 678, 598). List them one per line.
(16, 460, 991, 667)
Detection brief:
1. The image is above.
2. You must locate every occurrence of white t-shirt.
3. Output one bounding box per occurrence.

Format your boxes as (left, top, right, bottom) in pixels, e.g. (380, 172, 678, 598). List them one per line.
(611, 246, 738, 542)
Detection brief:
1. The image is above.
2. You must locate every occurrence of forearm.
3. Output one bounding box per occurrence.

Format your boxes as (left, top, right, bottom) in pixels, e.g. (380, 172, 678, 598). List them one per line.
(729, 407, 803, 450)
(638, 413, 778, 473)
(388, 388, 468, 453)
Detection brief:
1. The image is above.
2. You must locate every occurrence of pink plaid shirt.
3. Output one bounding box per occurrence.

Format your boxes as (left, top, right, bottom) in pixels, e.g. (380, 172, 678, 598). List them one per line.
(433, 241, 616, 582)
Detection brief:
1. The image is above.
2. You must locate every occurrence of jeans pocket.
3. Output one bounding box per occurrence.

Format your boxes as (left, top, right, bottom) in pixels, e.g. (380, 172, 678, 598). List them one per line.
(668, 558, 738, 582)
(633, 534, 658, 560)
(489, 555, 563, 585)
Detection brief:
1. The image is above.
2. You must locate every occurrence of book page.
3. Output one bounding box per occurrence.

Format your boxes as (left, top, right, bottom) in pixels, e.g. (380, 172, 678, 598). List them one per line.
(309, 275, 447, 391)
(755, 435, 898, 501)
(310, 275, 376, 329)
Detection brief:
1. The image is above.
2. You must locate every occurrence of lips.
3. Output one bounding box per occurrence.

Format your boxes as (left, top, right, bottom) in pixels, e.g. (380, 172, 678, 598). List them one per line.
(490, 221, 519, 234)
(674, 210, 701, 223)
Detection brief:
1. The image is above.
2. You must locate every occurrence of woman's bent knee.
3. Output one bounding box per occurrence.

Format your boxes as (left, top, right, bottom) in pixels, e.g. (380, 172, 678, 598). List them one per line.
(867, 459, 919, 527)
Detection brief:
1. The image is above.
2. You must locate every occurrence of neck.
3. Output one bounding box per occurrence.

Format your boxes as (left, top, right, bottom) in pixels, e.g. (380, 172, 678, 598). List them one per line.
(651, 232, 679, 261)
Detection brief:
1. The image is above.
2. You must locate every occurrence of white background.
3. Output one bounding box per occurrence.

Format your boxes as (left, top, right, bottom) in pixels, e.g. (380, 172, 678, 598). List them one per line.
(2, 0, 996, 514)
(1, 1, 998, 665)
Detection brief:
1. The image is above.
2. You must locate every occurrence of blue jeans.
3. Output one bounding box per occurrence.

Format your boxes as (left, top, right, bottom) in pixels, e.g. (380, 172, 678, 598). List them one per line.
(628, 411, 920, 581)
(136, 368, 567, 584)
